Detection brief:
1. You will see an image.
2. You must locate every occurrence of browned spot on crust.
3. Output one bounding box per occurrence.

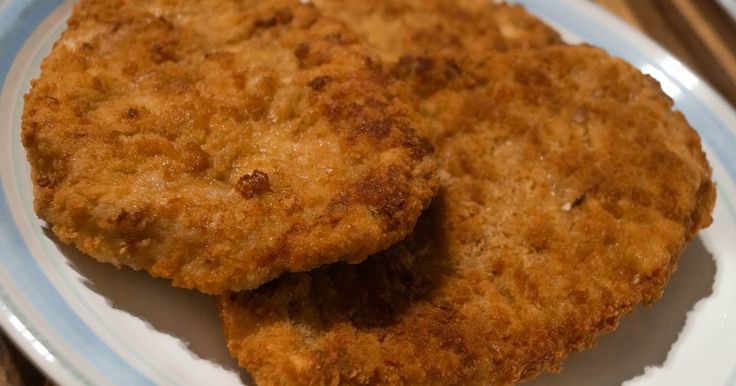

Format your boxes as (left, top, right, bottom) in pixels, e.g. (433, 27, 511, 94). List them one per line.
(80, 42, 94, 53)
(255, 7, 295, 29)
(116, 209, 145, 228)
(391, 55, 465, 96)
(355, 117, 393, 138)
(236, 170, 271, 199)
(275, 7, 294, 24)
(183, 142, 211, 174)
(355, 165, 409, 229)
(254, 16, 278, 29)
(325, 191, 350, 224)
(404, 133, 435, 159)
(37, 175, 56, 188)
(294, 42, 310, 60)
(151, 42, 178, 63)
(308, 75, 332, 91)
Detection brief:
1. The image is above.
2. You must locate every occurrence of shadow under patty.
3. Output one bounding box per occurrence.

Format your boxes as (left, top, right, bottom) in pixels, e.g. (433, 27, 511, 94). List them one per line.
(50, 227, 714, 386)
(45, 228, 246, 383)
(527, 236, 715, 386)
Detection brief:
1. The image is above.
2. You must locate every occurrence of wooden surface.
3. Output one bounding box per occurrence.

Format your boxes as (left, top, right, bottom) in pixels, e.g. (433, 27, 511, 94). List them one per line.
(1, 335, 23, 386)
(594, 0, 736, 107)
(1, 334, 49, 386)
(2, 1, 736, 385)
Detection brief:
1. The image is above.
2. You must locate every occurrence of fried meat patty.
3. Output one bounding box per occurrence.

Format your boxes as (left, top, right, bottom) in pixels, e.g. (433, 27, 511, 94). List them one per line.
(22, 0, 437, 294)
(219, 45, 715, 385)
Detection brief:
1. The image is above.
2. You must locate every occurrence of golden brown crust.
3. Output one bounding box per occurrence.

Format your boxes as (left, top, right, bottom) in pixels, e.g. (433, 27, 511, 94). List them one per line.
(22, 0, 437, 294)
(309, 0, 561, 102)
(312, 0, 561, 63)
(219, 45, 715, 385)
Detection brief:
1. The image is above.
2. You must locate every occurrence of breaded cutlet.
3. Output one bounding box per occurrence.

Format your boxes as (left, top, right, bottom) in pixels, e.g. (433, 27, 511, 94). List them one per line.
(22, 0, 437, 294)
(219, 45, 715, 385)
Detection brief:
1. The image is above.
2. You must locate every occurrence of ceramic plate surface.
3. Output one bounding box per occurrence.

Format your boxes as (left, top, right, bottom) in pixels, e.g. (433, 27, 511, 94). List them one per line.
(1, 1, 736, 385)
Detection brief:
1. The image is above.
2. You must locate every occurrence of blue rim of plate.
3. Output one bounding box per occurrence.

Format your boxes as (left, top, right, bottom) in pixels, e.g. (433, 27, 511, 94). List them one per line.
(1, 0, 736, 385)
(0, 1, 170, 385)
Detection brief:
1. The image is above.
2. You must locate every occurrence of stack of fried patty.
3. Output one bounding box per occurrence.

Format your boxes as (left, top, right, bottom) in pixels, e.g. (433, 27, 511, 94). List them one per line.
(23, 0, 715, 384)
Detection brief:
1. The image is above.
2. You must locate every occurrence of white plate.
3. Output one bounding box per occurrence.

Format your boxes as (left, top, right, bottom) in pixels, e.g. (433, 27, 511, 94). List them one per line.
(1, 1, 735, 385)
